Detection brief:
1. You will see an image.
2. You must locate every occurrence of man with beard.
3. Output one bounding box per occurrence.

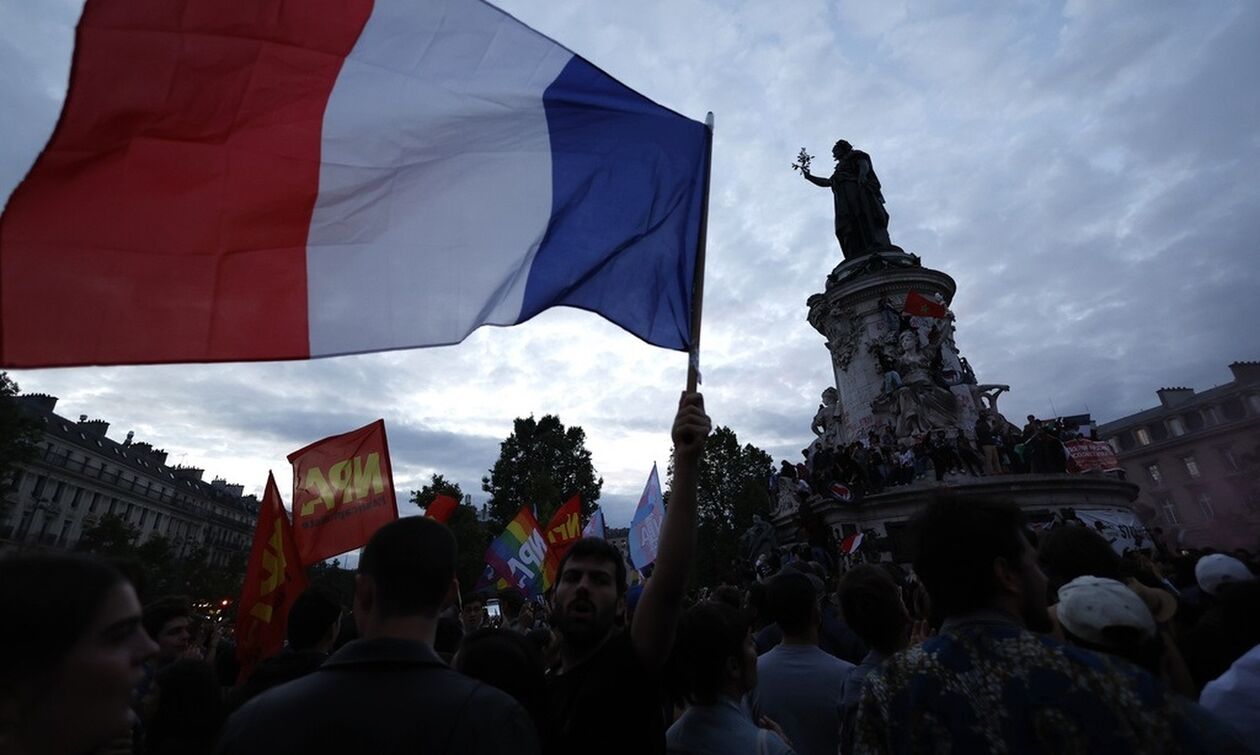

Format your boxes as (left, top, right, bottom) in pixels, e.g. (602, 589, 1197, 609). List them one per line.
(547, 391, 711, 755)
(853, 496, 1222, 754)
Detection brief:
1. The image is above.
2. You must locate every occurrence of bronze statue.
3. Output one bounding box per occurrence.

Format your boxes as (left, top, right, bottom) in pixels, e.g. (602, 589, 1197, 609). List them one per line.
(798, 140, 896, 260)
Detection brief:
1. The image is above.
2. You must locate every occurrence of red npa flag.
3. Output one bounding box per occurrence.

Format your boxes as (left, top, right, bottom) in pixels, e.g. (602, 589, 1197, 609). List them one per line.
(289, 419, 398, 565)
(902, 291, 948, 319)
(544, 495, 583, 561)
(426, 494, 460, 524)
(236, 472, 307, 681)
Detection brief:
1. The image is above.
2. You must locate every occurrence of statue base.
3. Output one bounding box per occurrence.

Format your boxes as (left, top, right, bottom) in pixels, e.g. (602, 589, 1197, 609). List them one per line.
(786, 245, 1147, 564)
(772, 473, 1142, 563)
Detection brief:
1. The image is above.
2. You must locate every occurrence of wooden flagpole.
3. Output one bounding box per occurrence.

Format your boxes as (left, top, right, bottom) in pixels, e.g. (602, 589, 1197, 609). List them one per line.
(686, 112, 715, 393)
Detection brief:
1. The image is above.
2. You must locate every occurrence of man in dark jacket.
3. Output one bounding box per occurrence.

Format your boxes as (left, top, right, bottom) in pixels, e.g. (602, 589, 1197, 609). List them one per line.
(216, 518, 538, 754)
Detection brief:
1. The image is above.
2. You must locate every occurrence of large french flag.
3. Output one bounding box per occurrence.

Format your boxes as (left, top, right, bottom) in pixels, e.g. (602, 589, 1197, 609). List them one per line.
(0, 0, 710, 368)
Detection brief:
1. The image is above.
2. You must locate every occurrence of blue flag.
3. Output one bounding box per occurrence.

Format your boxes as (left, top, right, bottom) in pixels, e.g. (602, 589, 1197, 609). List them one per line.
(629, 464, 665, 570)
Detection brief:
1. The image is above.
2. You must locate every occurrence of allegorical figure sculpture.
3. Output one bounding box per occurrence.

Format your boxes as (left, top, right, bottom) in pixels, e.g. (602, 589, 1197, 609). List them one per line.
(739, 514, 779, 564)
(797, 140, 895, 260)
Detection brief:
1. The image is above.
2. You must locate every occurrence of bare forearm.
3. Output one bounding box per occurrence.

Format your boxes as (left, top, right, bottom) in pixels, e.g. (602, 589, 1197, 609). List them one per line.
(632, 392, 709, 668)
(649, 459, 698, 605)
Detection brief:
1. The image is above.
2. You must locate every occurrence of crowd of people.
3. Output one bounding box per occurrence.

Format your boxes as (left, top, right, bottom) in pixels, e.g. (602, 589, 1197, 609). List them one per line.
(3, 392, 1258, 754)
(782, 412, 1103, 507)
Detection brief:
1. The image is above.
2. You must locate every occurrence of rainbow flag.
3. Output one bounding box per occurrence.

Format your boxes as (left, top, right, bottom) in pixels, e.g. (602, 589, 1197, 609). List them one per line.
(483, 505, 557, 598)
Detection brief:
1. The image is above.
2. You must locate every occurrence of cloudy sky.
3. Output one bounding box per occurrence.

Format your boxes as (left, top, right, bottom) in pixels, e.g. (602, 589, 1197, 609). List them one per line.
(3, 0, 1258, 529)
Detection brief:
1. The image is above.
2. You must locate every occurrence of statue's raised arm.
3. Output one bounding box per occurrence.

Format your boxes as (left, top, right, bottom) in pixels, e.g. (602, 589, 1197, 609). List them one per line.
(798, 139, 899, 261)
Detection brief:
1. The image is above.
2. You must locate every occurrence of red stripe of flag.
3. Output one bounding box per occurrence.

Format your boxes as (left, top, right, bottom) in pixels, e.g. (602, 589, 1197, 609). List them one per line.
(0, 0, 373, 367)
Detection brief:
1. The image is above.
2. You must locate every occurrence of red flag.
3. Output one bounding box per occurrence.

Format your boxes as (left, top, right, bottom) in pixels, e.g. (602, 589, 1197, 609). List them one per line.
(1064, 439, 1122, 474)
(236, 473, 308, 682)
(426, 494, 459, 524)
(902, 291, 947, 319)
(289, 419, 399, 565)
(544, 495, 583, 561)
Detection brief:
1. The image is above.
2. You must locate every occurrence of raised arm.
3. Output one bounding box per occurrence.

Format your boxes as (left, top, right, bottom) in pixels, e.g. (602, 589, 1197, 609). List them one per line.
(631, 391, 711, 671)
(802, 169, 832, 188)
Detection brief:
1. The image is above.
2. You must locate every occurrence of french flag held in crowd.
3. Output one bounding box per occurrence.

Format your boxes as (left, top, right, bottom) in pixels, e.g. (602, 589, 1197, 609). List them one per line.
(0, 0, 712, 368)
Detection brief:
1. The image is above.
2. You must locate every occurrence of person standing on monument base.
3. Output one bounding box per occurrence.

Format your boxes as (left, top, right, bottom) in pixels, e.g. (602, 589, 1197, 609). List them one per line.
(547, 391, 711, 755)
(800, 140, 894, 260)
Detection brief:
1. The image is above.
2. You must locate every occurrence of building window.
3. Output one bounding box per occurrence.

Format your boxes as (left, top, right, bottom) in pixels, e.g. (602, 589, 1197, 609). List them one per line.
(138, 510, 148, 528)
(70, 488, 82, 509)
(1224, 398, 1245, 420)
(89, 493, 100, 513)
(1167, 417, 1186, 436)
(1249, 394, 1260, 415)
(1197, 493, 1215, 520)
(1203, 406, 1221, 425)
(1161, 498, 1180, 525)
(1182, 456, 1201, 479)
(32, 475, 48, 498)
(1147, 463, 1163, 485)
(1135, 428, 1152, 446)
(1220, 448, 1239, 471)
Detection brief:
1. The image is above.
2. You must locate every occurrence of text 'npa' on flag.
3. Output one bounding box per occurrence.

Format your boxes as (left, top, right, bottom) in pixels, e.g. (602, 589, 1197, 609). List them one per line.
(484, 505, 556, 598)
(288, 419, 399, 565)
(543, 494, 582, 561)
(0, 0, 711, 368)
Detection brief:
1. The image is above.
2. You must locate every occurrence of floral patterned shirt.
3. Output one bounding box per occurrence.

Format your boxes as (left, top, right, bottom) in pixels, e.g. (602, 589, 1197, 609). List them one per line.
(853, 611, 1217, 754)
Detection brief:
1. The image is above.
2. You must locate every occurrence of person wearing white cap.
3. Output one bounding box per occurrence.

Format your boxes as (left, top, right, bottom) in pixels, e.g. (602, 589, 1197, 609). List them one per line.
(1056, 576, 1255, 752)
(1056, 576, 1162, 674)
(1195, 554, 1255, 596)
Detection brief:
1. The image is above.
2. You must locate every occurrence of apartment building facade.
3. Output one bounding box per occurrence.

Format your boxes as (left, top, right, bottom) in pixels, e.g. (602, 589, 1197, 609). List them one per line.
(1, 393, 258, 566)
(1096, 362, 1260, 550)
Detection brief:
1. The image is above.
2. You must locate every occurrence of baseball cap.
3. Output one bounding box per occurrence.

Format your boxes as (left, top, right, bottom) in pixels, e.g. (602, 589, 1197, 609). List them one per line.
(1057, 576, 1157, 646)
(1194, 554, 1254, 596)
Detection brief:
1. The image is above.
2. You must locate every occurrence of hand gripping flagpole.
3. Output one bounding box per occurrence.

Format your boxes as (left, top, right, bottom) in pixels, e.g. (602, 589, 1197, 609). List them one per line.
(686, 112, 715, 393)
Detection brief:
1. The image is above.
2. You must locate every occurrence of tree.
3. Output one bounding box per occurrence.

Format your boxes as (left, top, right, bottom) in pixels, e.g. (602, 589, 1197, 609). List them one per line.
(75, 513, 140, 558)
(409, 473, 463, 513)
(307, 558, 356, 608)
(668, 426, 773, 588)
(135, 534, 177, 593)
(448, 504, 491, 594)
(0, 372, 41, 517)
(482, 415, 602, 529)
(410, 473, 489, 591)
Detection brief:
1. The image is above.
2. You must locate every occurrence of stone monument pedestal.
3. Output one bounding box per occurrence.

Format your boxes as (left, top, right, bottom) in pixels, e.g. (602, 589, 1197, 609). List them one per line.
(782, 250, 1142, 562)
(772, 473, 1142, 562)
